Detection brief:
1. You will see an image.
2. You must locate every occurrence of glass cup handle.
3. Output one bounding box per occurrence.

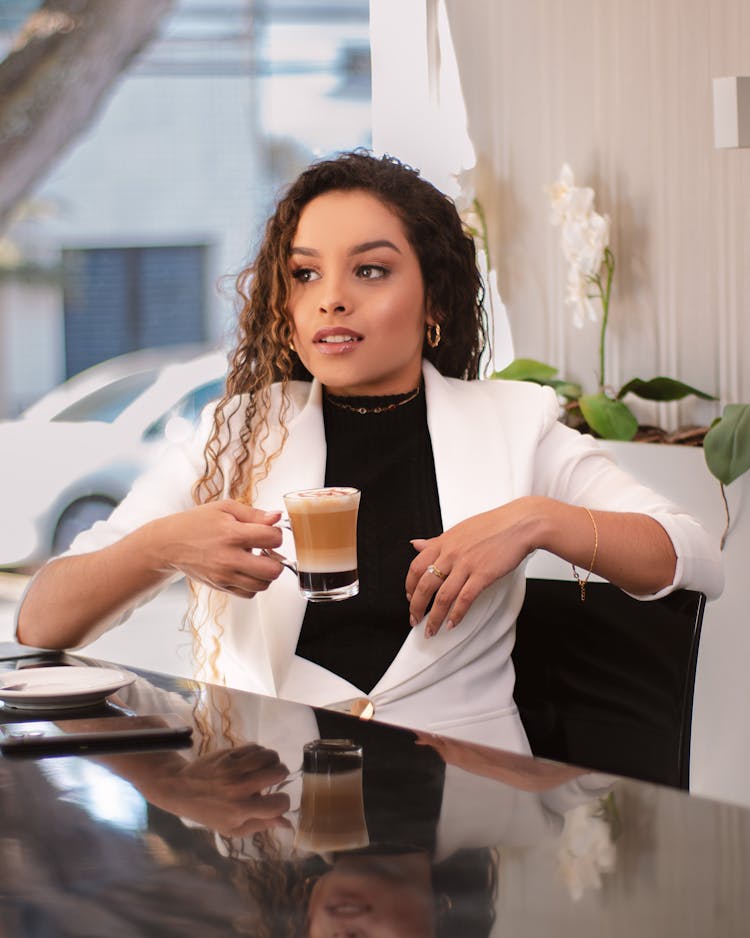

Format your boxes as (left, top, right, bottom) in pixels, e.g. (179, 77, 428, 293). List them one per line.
(270, 765, 303, 794)
(262, 547, 297, 575)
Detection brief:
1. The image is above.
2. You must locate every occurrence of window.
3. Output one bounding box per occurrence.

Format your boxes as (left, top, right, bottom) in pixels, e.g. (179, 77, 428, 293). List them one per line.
(0, 0, 371, 589)
(62, 246, 207, 379)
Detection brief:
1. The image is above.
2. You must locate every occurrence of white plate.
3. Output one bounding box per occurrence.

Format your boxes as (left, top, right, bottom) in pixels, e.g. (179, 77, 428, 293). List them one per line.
(0, 666, 136, 711)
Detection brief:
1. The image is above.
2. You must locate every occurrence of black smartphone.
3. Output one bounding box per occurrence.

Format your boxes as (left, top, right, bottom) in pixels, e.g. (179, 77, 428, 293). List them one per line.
(0, 713, 193, 753)
(0, 648, 65, 664)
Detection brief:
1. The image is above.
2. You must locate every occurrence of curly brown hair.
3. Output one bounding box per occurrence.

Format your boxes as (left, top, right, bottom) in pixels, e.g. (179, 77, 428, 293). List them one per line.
(187, 151, 489, 681)
(194, 149, 489, 512)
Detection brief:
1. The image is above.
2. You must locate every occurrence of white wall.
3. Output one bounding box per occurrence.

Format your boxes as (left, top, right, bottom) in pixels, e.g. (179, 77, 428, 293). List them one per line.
(445, 0, 750, 432)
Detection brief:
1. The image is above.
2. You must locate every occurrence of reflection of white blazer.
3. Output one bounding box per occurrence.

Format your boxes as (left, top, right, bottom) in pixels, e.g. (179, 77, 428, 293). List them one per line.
(118, 676, 617, 861)
(60, 362, 723, 752)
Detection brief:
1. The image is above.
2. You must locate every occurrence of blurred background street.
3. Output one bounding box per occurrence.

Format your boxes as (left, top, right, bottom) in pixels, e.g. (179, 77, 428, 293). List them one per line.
(0, 0, 370, 679)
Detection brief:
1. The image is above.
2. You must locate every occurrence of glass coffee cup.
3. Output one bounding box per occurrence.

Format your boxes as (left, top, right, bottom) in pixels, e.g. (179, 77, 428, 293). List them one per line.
(294, 738, 369, 853)
(282, 487, 360, 602)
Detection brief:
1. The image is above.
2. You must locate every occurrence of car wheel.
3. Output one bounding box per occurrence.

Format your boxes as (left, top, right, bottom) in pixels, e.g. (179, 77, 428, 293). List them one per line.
(52, 497, 118, 555)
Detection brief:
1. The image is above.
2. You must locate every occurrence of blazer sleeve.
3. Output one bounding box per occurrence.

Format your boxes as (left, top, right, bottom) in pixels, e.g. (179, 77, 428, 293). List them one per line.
(64, 404, 216, 554)
(529, 387, 724, 600)
(18, 404, 220, 638)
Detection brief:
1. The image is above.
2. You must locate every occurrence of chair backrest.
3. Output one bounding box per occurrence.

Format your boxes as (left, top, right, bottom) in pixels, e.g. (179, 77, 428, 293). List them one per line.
(511, 579, 705, 790)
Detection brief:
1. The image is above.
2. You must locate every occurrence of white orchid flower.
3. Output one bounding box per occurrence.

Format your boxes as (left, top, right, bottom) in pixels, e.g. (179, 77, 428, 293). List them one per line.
(548, 163, 596, 227)
(557, 801, 617, 902)
(582, 211, 610, 272)
(451, 166, 485, 243)
(547, 162, 575, 224)
(569, 185, 595, 220)
(561, 210, 610, 278)
(564, 266, 599, 328)
(549, 162, 612, 332)
(452, 165, 477, 215)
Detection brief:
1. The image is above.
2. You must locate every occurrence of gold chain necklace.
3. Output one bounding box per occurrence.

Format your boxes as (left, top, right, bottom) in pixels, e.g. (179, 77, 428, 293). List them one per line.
(325, 385, 421, 415)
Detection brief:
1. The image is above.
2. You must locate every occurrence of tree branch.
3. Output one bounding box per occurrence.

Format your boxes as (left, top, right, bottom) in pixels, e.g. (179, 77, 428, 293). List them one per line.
(0, 0, 175, 229)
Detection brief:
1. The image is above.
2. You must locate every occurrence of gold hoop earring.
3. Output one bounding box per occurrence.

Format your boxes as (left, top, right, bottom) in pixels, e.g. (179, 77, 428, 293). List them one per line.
(426, 322, 441, 349)
(289, 339, 296, 353)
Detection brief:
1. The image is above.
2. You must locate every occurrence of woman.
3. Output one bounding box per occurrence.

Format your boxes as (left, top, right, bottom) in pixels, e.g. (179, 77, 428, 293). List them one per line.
(16, 151, 723, 750)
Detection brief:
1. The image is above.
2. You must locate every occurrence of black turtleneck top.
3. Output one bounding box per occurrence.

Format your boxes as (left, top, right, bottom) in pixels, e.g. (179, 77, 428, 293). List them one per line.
(295, 386, 443, 692)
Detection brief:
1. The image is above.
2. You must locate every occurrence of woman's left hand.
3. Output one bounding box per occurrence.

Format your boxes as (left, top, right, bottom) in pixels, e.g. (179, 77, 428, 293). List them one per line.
(413, 731, 584, 790)
(406, 497, 546, 638)
(407, 496, 679, 636)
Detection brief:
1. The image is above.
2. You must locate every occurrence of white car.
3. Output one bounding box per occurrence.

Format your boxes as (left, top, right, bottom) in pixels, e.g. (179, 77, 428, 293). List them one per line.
(0, 347, 227, 570)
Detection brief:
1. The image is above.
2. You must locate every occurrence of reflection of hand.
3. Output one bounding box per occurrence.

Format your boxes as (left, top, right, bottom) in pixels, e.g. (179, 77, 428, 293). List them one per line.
(406, 497, 546, 636)
(153, 500, 284, 598)
(107, 744, 292, 837)
(414, 731, 583, 792)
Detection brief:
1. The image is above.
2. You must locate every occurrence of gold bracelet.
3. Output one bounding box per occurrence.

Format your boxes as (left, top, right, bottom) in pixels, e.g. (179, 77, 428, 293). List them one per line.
(571, 507, 599, 602)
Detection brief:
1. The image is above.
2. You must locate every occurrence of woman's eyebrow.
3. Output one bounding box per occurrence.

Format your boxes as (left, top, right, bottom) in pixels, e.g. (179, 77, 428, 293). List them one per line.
(349, 239, 401, 255)
(288, 240, 402, 258)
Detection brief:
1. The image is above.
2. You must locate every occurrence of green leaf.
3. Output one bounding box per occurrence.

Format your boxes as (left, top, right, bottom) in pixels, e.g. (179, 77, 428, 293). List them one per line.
(491, 358, 558, 383)
(548, 379, 583, 400)
(579, 393, 639, 440)
(703, 404, 750, 485)
(617, 376, 716, 402)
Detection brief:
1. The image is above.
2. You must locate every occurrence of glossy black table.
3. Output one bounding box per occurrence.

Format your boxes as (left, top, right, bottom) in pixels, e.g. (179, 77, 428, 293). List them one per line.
(1, 643, 749, 937)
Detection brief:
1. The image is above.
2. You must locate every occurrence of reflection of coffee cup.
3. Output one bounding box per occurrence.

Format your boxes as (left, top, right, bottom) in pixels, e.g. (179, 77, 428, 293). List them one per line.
(283, 487, 360, 602)
(295, 739, 369, 853)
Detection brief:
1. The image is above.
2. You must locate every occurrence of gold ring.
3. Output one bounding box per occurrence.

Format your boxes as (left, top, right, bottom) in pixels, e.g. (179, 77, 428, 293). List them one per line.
(426, 564, 447, 581)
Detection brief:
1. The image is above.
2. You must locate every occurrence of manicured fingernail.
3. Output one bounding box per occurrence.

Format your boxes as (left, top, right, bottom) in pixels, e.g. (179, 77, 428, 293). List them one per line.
(424, 625, 434, 638)
(410, 615, 417, 628)
(405, 593, 412, 602)
(446, 619, 455, 631)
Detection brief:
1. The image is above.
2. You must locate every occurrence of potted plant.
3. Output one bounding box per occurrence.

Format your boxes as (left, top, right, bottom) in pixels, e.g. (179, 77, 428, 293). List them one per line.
(491, 163, 750, 547)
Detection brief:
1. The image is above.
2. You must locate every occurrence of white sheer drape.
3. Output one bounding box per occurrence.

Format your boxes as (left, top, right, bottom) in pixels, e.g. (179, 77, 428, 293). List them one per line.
(369, 0, 513, 371)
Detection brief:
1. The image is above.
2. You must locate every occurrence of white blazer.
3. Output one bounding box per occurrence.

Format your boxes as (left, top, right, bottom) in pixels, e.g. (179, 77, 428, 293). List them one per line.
(56, 362, 724, 752)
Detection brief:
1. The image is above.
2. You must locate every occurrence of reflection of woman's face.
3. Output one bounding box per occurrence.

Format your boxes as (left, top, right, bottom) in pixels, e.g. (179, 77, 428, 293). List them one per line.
(306, 853, 435, 938)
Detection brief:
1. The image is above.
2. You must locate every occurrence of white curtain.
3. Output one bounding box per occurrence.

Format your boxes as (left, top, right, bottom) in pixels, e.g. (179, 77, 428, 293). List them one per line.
(369, 0, 513, 371)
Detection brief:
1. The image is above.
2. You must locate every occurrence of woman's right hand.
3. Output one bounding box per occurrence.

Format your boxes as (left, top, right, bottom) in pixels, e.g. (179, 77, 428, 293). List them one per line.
(17, 499, 286, 649)
(151, 499, 285, 599)
(104, 743, 292, 838)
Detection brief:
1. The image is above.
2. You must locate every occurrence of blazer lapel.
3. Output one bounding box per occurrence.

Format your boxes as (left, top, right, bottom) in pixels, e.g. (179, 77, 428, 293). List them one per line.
(370, 363, 513, 698)
(253, 367, 515, 702)
(423, 362, 509, 529)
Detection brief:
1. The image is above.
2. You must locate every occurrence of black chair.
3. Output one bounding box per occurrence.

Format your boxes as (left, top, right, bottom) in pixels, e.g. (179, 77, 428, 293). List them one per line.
(512, 578, 705, 790)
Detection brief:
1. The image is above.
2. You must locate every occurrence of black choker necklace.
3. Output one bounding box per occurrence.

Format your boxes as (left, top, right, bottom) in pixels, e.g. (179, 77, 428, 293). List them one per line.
(326, 385, 421, 415)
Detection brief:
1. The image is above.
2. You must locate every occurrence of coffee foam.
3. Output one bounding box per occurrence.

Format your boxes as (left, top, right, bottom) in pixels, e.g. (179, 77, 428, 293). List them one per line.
(284, 487, 359, 573)
(283, 487, 359, 512)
